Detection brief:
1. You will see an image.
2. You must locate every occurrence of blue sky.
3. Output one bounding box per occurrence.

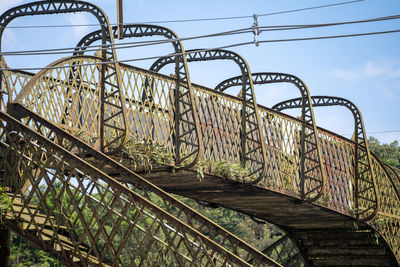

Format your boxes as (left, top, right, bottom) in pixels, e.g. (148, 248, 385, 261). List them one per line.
(1, 0, 399, 143)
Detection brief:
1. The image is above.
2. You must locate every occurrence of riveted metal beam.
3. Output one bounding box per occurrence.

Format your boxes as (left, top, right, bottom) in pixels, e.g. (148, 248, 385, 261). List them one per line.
(0, 0, 128, 155)
(272, 96, 378, 221)
(215, 72, 326, 201)
(150, 49, 267, 182)
(74, 24, 202, 168)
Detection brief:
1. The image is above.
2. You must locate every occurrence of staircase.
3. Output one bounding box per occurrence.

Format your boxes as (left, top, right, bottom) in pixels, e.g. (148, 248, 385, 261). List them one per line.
(0, 106, 280, 266)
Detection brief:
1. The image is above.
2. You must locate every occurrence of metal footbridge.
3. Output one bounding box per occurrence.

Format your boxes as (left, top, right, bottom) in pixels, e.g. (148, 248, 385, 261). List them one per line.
(0, 1, 399, 266)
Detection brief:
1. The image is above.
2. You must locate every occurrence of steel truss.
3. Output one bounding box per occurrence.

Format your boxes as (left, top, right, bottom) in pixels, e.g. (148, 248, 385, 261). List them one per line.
(150, 49, 267, 182)
(74, 24, 202, 167)
(215, 72, 326, 201)
(273, 96, 378, 220)
(0, 0, 127, 154)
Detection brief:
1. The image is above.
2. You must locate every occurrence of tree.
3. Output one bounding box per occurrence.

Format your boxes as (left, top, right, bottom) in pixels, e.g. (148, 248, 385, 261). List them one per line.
(368, 136, 400, 169)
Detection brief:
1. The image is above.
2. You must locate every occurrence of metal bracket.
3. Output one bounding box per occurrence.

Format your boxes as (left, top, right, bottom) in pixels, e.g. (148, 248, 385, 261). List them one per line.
(252, 14, 261, 47)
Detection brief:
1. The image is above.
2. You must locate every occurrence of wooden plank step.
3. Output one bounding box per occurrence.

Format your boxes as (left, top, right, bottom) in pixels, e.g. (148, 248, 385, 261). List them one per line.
(299, 229, 374, 241)
(19, 212, 51, 225)
(301, 237, 378, 247)
(307, 245, 387, 257)
(311, 255, 393, 266)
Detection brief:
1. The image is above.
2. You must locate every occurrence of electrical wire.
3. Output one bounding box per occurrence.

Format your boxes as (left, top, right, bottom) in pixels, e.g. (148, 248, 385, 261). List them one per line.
(0, 27, 253, 56)
(258, 0, 365, 18)
(344, 129, 400, 136)
(1, 28, 399, 72)
(1, 0, 366, 29)
(2, 14, 400, 56)
(256, 28, 400, 45)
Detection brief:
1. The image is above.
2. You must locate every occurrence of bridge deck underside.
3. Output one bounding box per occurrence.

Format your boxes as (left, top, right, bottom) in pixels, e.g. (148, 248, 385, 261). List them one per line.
(133, 170, 397, 266)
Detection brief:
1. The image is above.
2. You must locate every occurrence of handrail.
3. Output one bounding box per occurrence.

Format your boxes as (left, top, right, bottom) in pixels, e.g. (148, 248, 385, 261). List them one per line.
(74, 24, 202, 168)
(150, 49, 267, 183)
(214, 72, 326, 201)
(272, 96, 378, 220)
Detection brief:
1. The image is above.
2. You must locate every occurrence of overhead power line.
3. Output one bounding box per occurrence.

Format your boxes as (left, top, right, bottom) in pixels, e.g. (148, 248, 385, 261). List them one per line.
(0, 27, 253, 56)
(1, 28, 399, 72)
(344, 129, 400, 136)
(2, 14, 399, 56)
(1, 0, 366, 29)
(258, 0, 365, 18)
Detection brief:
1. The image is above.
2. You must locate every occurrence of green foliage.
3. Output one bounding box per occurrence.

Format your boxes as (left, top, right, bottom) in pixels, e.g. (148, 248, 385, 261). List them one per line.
(368, 136, 400, 169)
(0, 185, 12, 222)
(9, 233, 63, 267)
(74, 131, 174, 172)
(173, 195, 281, 250)
(193, 158, 256, 182)
(116, 137, 173, 172)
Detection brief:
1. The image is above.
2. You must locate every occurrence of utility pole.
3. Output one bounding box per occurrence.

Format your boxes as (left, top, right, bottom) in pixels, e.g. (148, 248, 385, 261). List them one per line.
(117, 0, 124, 39)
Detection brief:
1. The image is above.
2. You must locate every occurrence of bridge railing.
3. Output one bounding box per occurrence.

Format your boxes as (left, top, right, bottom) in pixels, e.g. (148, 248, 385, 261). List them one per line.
(371, 156, 400, 261)
(193, 82, 400, 261)
(4, 55, 399, 262)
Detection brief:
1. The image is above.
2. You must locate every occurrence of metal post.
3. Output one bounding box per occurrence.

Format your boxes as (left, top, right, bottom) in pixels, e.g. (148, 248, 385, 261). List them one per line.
(117, 0, 124, 39)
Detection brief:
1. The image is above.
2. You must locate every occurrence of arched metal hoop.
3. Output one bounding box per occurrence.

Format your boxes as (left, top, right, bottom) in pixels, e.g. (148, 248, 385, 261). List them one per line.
(215, 72, 326, 201)
(74, 24, 202, 168)
(273, 96, 378, 220)
(0, 0, 128, 155)
(150, 49, 267, 182)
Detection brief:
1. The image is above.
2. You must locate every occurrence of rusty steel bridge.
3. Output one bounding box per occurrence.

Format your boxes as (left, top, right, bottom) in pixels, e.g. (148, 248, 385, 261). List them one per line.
(0, 1, 399, 266)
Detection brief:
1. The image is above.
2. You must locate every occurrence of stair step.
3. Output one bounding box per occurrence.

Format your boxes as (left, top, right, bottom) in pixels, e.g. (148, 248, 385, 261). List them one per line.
(311, 255, 393, 266)
(300, 230, 374, 241)
(301, 237, 377, 247)
(307, 245, 387, 257)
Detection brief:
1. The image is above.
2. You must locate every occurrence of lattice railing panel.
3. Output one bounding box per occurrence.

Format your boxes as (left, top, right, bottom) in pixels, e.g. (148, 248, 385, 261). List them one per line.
(121, 68, 172, 148)
(7, 104, 280, 266)
(317, 132, 355, 213)
(0, 110, 279, 266)
(258, 109, 302, 195)
(192, 85, 242, 166)
(120, 65, 201, 165)
(370, 158, 400, 262)
(13, 57, 128, 149)
(0, 69, 32, 112)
